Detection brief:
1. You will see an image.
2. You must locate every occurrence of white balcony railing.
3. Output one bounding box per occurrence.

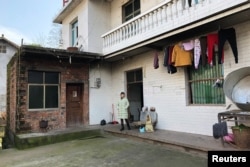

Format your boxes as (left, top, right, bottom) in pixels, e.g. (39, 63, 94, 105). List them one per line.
(102, 0, 249, 55)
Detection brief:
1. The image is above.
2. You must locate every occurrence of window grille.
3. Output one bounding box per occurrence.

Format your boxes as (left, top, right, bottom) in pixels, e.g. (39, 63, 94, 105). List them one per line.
(188, 54, 225, 104)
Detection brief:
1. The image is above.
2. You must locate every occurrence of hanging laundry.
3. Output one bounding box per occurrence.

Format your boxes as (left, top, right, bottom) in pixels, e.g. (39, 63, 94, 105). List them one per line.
(182, 40, 194, 51)
(168, 46, 177, 74)
(163, 47, 168, 67)
(171, 43, 193, 67)
(153, 51, 159, 69)
(194, 38, 201, 69)
(181, 0, 192, 9)
(207, 33, 224, 66)
(218, 28, 238, 64)
(163, 46, 177, 74)
(199, 36, 207, 66)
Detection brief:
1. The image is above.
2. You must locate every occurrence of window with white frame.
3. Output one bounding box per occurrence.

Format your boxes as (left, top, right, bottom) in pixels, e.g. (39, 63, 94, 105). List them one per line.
(28, 71, 60, 109)
(187, 53, 225, 104)
(0, 45, 7, 53)
(71, 20, 78, 46)
(123, 0, 141, 22)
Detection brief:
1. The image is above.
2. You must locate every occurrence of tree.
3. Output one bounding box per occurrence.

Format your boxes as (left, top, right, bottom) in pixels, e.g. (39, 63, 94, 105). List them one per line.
(32, 23, 62, 48)
(32, 33, 47, 47)
(47, 23, 62, 49)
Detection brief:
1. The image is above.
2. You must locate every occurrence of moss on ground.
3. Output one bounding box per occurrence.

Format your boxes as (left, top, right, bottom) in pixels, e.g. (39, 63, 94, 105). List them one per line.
(14, 129, 102, 149)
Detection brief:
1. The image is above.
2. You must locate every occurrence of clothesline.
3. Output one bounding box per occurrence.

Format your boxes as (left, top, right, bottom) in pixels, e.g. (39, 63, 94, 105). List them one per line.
(158, 27, 238, 73)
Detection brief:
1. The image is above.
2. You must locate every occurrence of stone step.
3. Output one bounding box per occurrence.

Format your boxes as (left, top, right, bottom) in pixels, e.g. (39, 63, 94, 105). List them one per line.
(14, 128, 102, 149)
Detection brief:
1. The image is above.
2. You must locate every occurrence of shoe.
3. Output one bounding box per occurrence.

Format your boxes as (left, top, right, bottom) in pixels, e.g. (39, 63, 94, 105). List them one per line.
(120, 127, 124, 131)
(127, 127, 131, 130)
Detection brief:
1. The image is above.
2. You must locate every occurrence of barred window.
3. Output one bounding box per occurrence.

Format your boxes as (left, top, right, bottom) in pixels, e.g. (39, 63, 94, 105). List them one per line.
(28, 71, 60, 109)
(187, 54, 225, 104)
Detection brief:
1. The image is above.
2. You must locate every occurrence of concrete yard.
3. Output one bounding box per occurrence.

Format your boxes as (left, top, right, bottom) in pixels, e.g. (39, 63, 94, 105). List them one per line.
(0, 134, 207, 167)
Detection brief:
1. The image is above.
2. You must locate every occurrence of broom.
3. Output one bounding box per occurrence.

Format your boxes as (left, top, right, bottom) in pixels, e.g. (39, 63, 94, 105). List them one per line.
(110, 104, 118, 124)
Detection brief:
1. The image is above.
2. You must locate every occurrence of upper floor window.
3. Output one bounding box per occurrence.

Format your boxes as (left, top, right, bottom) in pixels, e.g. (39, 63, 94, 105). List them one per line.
(123, 0, 141, 22)
(0, 45, 7, 53)
(71, 20, 78, 46)
(187, 53, 225, 105)
(28, 71, 60, 110)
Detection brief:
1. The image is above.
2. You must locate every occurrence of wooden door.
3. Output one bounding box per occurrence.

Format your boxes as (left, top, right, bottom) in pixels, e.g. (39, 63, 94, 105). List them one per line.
(66, 84, 83, 127)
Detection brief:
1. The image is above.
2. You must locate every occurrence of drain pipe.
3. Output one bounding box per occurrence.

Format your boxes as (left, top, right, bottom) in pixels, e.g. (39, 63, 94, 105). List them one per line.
(16, 39, 23, 132)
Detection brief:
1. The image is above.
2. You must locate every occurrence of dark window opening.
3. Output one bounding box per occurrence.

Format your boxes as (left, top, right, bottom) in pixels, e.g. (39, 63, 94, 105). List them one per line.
(29, 86, 43, 109)
(123, 0, 141, 22)
(28, 71, 43, 83)
(0, 45, 7, 53)
(126, 68, 143, 121)
(45, 86, 59, 108)
(28, 71, 60, 110)
(127, 68, 142, 83)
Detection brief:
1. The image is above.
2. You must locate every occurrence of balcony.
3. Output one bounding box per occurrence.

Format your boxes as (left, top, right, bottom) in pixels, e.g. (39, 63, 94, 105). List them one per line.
(102, 0, 249, 57)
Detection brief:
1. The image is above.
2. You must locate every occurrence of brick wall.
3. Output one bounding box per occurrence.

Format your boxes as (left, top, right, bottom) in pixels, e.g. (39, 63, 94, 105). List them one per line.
(7, 52, 90, 134)
(6, 55, 17, 135)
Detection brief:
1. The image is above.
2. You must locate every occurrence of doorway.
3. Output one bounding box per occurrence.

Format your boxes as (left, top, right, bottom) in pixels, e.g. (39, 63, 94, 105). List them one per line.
(66, 83, 83, 127)
(126, 69, 143, 121)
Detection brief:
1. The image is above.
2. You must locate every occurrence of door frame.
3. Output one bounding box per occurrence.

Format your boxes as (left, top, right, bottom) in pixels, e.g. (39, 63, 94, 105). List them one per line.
(66, 83, 84, 127)
(126, 68, 144, 121)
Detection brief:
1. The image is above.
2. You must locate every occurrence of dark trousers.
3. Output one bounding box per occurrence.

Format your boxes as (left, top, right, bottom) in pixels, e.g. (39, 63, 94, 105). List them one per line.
(121, 119, 130, 129)
(218, 28, 238, 64)
(199, 36, 207, 66)
(163, 46, 177, 74)
(182, 0, 192, 9)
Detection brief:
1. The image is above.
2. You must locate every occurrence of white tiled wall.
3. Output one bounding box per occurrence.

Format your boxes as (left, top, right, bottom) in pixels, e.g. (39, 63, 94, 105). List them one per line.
(106, 20, 250, 136)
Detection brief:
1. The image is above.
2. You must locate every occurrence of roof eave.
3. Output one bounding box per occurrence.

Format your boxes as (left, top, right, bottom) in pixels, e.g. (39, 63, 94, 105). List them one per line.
(0, 37, 19, 49)
(53, 0, 83, 24)
(20, 45, 103, 60)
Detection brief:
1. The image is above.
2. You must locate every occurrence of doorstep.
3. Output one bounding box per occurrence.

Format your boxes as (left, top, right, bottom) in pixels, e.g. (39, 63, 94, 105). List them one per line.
(103, 124, 242, 157)
(14, 125, 102, 149)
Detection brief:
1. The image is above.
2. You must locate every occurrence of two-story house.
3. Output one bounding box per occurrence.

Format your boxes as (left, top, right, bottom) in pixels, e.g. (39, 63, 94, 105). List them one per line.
(54, 0, 250, 136)
(0, 35, 19, 113)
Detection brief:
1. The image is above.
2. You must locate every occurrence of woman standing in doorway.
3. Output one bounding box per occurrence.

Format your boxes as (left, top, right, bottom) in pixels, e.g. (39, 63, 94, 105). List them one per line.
(117, 92, 131, 131)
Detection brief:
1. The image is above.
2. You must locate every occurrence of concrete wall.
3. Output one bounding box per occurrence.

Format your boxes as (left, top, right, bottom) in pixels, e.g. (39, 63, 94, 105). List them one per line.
(110, 0, 165, 29)
(61, 0, 110, 53)
(89, 62, 113, 124)
(109, 21, 250, 136)
(61, 0, 88, 49)
(88, 0, 111, 53)
(0, 43, 17, 112)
